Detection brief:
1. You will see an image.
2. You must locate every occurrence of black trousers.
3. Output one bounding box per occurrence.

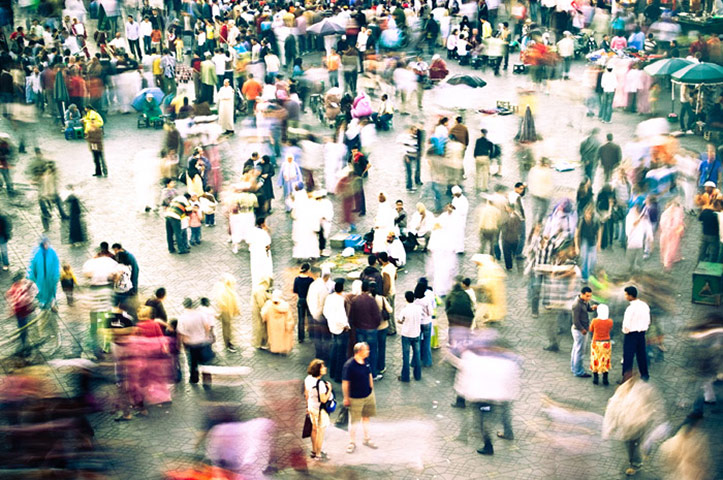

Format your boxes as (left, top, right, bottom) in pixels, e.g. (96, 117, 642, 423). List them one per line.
(622, 331, 649, 380)
(92, 150, 107, 176)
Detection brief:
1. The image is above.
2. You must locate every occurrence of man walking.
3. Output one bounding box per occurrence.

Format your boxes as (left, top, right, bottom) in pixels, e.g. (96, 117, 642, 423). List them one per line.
(598, 133, 622, 183)
(473, 129, 494, 192)
(379, 252, 397, 336)
(307, 266, 332, 362)
(125, 15, 142, 60)
(324, 278, 349, 383)
(621, 286, 650, 382)
(177, 297, 214, 384)
(598, 66, 617, 124)
(342, 342, 379, 453)
(571, 286, 597, 378)
(579, 128, 600, 181)
(164, 192, 190, 254)
(292, 263, 314, 344)
(349, 282, 383, 380)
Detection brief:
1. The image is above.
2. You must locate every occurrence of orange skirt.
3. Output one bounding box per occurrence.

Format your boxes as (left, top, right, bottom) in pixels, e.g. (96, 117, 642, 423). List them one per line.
(590, 340, 612, 374)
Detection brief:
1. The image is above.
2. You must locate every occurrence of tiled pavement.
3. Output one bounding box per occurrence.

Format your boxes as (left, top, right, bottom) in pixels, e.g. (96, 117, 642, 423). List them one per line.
(0, 56, 721, 480)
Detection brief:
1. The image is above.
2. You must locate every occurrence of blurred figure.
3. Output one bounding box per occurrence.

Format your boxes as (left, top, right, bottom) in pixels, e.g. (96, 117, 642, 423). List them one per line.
(261, 290, 295, 355)
(602, 375, 665, 476)
(213, 274, 241, 353)
(659, 420, 713, 480)
(176, 297, 214, 384)
(27, 236, 60, 310)
(445, 277, 475, 352)
(5, 270, 38, 357)
(251, 277, 273, 350)
(659, 199, 685, 271)
(448, 335, 520, 456)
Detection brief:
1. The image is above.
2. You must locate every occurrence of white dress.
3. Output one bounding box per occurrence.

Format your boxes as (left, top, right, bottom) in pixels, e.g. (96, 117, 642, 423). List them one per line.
(217, 85, 235, 132)
(292, 191, 321, 259)
(372, 201, 397, 253)
(427, 213, 457, 296)
(451, 194, 469, 253)
(249, 227, 273, 287)
(229, 192, 257, 247)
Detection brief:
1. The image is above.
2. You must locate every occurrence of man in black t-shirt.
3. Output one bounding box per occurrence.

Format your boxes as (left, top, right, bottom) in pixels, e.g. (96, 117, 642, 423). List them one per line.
(341, 342, 378, 453)
(292, 263, 314, 343)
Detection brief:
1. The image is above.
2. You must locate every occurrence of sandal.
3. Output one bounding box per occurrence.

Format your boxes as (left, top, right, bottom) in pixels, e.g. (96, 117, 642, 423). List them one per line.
(363, 438, 379, 449)
(346, 442, 356, 454)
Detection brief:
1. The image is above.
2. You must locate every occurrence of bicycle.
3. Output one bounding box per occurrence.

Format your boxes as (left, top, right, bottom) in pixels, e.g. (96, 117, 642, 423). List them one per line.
(1, 307, 62, 362)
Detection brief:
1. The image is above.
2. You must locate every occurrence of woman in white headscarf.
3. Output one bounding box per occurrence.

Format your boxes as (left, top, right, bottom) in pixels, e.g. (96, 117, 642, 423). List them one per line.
(426, 219, 457, 297)
(291, 186, 320, 260)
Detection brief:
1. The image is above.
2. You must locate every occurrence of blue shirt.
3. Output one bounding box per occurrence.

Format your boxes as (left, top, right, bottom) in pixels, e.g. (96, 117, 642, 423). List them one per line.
(628, 32, 645, 51)
(698, 155, 721, 187)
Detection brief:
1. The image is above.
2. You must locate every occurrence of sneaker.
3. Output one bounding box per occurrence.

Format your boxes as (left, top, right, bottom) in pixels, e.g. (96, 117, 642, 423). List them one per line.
(576, 373, 592, 378)
(686, 130, 694, 135)
(227, 345, 238, 353)
(373, 374, 383, 381)
(543, 345, 559, 352)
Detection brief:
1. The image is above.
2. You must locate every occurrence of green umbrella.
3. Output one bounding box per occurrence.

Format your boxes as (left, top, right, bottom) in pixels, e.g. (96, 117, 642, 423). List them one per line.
(53, 68, 69, 103)
(643, 58, 692, 77)
(671, 62, 723, 84)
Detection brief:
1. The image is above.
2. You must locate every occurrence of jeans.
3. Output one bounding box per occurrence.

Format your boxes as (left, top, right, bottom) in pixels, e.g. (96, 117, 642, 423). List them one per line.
(680, 102, 695, 131)
(401, 335, 421, 381)
(430, 181, 443, 212)
(310, 316, 331, 364)
(627, 247, 644, 273)
(186, 344, 209, 383)
(190, 226, 202, 245)
(480, 230, 497, 256)
(92, 150, 107, 176)
(356, 328, 378, 377)
(571, 327, 588, 376)
(296, 297, 310, 343)
(16, 314, 30, 355)
(528, 274, 542, 316)
(699, 234, 720, 262)
(143, 36, 152, 55)
(420, 323, 433, 367)
(0, 240, 8, 267)
(405, 155, 421, 190)
(477, 400, 513, 445)
(502, 240, 518, 270)
(165, 217, 188, 253)
(330, 330, 349, 382)
(599, 91, 614, 123)
(622, 331, 649, 380)
(376, 327, 388, 373)
(532, 196, 549, 223)
(1, 168, 14, 194)
(344, 70, 357, 93)
(328, 70, 339, 88)
(128, 38, 142, 59)
(354, 177, 366, 215)
(580, 239, 596, 281)
(204, 213, 215, 226)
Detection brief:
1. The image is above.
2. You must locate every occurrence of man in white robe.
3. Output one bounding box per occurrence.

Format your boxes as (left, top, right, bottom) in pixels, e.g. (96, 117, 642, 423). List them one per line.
(248, 217, 273, 288)
(372, 192, 397, 253)
(313, 190, 334, 257)
(451, 185, 469, 254)
(217, 78, 235, 133)
(291, 187, 320, 260)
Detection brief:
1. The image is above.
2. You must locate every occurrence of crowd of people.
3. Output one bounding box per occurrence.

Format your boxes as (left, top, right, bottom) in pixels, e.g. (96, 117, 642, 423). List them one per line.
(0, 0, 722, 477)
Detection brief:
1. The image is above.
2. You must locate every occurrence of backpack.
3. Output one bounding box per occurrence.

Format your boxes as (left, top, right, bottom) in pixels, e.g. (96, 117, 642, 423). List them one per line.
(114, 265, 133, 293)
(316, 379, 336, 413)
(491, 143, 502, 159)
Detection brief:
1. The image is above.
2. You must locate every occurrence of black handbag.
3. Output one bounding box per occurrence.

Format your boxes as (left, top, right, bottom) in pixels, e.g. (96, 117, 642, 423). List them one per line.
(335, 406, 349, 430)
(302, 414, 312, 438)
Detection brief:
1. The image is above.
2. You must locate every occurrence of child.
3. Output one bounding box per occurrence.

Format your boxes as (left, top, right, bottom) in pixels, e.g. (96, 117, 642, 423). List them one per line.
(189, 197, 203, 246)
(397, 291, 423, 382)
(166, 319, 182, 383)
(5, 271, 38, 357)
(60, 263, 78, 306)
(200, 186, 218, 226)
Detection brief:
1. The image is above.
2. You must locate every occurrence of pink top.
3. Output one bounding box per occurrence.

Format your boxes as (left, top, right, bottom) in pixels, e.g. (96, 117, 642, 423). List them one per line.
(610, 36, 627, 50)
(189, 211, 202, 228)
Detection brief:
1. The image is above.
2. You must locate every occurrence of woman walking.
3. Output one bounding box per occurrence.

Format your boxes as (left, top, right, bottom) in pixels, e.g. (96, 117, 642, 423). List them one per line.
(659, 199, 685, 271)
(66, 186, 87, 246)
(589, 304, 613, 386)
(304, 359, 332, 461)
(213, 274, 241, 353)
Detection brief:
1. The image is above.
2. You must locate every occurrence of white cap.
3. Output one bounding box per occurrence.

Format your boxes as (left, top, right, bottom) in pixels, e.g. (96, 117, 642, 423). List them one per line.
(321, 266, 331, 276)
(451, 185, 462, 195)
(704, 181, 716, 188)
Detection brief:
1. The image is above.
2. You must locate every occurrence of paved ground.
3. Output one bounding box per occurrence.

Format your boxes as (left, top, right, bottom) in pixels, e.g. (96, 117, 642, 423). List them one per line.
(0, 54, 721, 480)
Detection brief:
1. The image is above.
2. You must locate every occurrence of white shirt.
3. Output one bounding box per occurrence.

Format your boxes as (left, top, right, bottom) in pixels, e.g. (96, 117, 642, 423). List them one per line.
(177, 308, 214, 345)
(625, 209, 653, 250)
(125, 21, 140, 41)
(108, 36, 126, 51)
(82, 256, 120, 286)
(305, 375, 329, 411)
(323, 293, 349, 335)
(212, 53, 226, 75)
(398, 303, 423, 338)
(264, 54, 280, 72)
(140, 20, 153, 37)
(601, 71, 618, 93)
(622, 299, 650, 333)
(307, 277, 331, 320)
